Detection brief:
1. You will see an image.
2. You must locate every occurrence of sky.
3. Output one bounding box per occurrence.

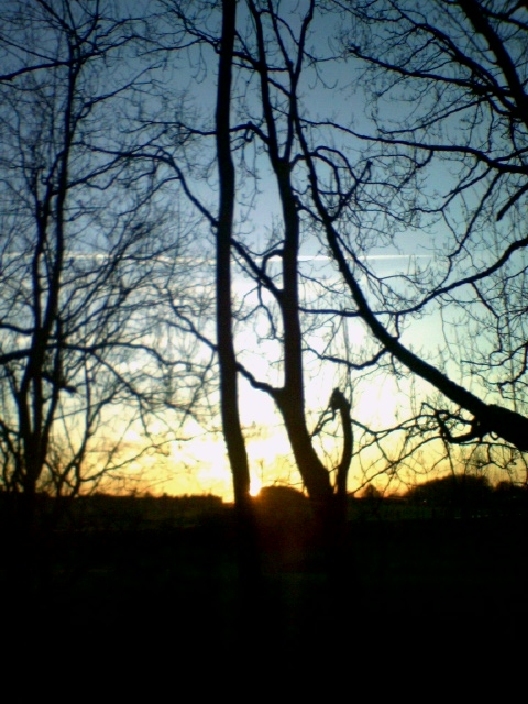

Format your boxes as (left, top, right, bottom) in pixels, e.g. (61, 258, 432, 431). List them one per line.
(1, 0, 525, 501)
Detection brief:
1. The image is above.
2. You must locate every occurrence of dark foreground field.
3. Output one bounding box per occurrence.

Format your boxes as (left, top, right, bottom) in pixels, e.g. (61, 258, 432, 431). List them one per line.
(2, 507, 526, 679)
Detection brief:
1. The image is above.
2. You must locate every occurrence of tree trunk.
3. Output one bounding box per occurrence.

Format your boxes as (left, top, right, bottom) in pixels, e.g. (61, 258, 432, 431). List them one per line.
(216, 0, 260, 600)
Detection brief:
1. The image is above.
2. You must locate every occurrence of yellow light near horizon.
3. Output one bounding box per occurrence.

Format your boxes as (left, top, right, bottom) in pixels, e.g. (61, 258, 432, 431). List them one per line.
(250, 472, 262, 497)
(97, 365, 419, 500)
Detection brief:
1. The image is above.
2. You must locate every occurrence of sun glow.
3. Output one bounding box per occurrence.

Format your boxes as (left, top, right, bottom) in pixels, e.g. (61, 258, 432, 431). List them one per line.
(250, 471, 263, 497)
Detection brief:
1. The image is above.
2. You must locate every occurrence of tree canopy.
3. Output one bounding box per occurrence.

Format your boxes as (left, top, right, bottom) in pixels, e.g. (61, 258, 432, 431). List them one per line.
(0, 0, 211, 511)
(1, 0, 527, 511)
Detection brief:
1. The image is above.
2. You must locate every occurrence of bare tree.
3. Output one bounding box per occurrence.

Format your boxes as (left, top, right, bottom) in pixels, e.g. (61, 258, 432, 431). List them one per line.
(151, 2, 405, 539)
(304, 0, 528, 455)
(161, 2, 345, 506)
(216, 0, 252, 512)
(0, 0, 207, 535)
(106, 0, 528, 563)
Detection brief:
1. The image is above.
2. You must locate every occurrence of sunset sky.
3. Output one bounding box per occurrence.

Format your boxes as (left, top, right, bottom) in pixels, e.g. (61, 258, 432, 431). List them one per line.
(2, 1, 525, 501)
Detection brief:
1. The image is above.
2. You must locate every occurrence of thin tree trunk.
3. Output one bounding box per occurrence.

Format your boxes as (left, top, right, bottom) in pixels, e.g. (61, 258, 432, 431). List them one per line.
(216, 0, 260, 598)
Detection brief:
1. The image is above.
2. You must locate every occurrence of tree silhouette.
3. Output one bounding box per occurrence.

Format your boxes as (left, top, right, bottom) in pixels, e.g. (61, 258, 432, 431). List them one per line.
(0, 0, 206, 534)
(244, 1, 527, 520)
(321, 0, 528, 452)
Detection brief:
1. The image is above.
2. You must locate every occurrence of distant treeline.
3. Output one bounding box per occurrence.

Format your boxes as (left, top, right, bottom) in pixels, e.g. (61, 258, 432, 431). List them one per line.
(0, 492, 225, 531)
(257, 478, 527, 521)
(0, 476, 526, 529)
(406, 475, 526, 505)
(359, 475, 527, 520)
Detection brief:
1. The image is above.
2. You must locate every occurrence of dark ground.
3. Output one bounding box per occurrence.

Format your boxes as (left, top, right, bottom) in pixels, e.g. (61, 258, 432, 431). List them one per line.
(2, 510, 526, 682)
